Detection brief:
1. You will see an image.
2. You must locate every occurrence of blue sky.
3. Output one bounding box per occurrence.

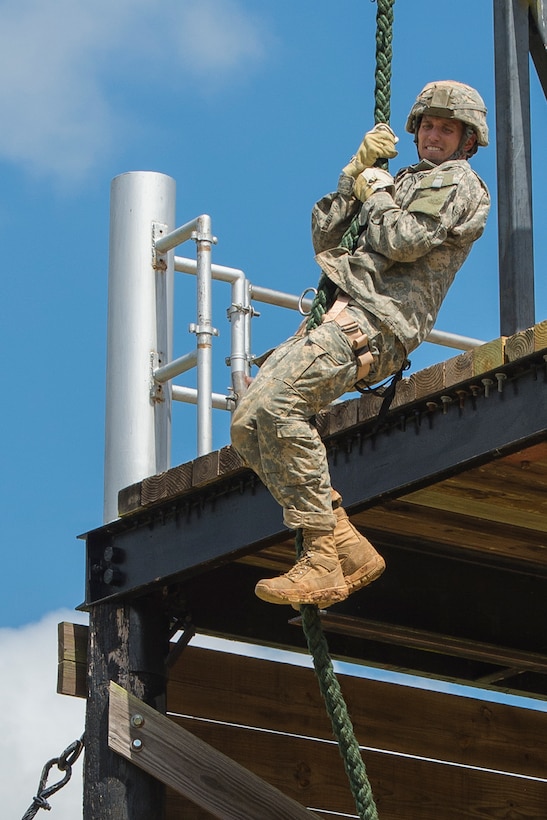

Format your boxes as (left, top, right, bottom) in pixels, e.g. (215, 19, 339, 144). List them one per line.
(1, 3, 546, 813)
(2, 0, 546, 629)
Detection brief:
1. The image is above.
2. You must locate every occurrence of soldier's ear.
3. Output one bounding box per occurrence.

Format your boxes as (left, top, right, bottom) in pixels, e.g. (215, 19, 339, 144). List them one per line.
(463, 132, 477, 156)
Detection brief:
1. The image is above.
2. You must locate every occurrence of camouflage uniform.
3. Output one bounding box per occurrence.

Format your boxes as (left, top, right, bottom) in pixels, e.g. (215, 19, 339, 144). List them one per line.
(231, 157, 490, 532)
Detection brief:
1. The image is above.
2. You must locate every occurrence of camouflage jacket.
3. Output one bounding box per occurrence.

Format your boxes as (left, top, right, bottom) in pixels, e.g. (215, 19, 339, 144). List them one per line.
(312, 158, 490, 353)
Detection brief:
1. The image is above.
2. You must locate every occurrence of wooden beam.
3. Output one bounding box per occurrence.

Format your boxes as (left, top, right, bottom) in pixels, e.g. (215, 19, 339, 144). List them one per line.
(108, 681, 321, 820)
(57, 621, 87, 698)
(312, 614, 547, 676)
(164, 715, 547, 820)
(84, 598, 169, 820)
(168, 645, 547, 781)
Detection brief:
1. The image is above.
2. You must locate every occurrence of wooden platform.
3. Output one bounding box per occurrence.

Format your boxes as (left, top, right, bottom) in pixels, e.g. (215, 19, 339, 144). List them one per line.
(78, 321, 547, 818)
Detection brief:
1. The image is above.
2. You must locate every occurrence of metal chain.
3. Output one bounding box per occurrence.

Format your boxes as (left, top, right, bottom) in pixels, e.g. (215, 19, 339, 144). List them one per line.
(21, 735, 85, 820)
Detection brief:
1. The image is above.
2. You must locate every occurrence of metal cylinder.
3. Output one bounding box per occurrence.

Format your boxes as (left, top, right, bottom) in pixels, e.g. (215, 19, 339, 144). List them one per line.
(194, 214, 214, 455)
(103, 171, 176, 522)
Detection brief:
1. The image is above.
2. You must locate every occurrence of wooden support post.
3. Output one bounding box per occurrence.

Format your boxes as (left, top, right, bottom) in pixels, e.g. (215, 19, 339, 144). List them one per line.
(494, 0, 535, 334)
(83, 595, 169, 820)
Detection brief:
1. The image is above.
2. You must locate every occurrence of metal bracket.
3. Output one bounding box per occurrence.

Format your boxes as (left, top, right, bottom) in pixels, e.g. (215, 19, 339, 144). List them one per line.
(188, 323, 219, 337)
(152, 222, 169, 271)
(149, 352, 165, 403)
(226, 302, 253, 321)
(190, 229, 218, 245)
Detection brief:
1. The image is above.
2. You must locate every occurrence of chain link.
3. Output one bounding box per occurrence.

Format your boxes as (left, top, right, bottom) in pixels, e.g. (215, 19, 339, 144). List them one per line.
(21, 735, 85, 820)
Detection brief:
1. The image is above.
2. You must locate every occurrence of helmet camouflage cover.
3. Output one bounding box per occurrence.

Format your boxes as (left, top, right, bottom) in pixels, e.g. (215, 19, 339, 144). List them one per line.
(405, 81, 489, 150)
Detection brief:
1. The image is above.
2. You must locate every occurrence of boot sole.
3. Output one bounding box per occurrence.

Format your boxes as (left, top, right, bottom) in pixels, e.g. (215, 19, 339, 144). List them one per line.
(255, 581, 349, 606)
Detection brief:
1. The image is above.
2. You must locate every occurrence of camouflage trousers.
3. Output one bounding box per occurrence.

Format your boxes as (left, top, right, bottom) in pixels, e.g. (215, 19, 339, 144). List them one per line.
(230, 304, 405, 532)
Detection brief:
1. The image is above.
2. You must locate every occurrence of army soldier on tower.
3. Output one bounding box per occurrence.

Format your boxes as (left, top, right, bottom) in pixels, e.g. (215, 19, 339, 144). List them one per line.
(231, 81, 490, 608)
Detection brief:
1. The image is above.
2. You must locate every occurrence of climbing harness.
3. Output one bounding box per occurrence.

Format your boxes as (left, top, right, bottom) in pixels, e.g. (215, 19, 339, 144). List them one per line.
(298, 3, 397, 819)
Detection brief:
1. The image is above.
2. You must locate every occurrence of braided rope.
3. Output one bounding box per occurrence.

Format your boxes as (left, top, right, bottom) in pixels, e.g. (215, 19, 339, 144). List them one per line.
(374, 0, 395, 134)
(297, 5, 396, 817)
(336, 0, 396, 254)
(295, 530, 379, 819)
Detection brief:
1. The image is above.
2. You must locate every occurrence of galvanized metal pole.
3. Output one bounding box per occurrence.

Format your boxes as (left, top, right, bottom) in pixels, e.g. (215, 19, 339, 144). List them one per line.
(192, 214, 216, 455)
(494, 0, 536, 334)
(103, 172, 175, 522)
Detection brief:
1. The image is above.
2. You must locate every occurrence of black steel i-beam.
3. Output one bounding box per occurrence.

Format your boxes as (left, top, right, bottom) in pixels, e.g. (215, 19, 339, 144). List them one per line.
(83, 360, 547, 605)
(494, 0, 535, 334)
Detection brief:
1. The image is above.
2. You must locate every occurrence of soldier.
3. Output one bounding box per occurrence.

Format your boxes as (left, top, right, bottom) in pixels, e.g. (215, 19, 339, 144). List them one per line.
(231, 81, 490, 607)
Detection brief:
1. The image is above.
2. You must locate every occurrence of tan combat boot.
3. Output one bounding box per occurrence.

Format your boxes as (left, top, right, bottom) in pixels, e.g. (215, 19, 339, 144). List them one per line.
(254, 529, 349, 606)
(299, 492, 386, 610)
(332, 501, 385, 595)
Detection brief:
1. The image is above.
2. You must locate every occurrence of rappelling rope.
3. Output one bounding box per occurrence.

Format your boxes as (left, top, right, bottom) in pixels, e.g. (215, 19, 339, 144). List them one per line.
(297, 570, 379, 820)
(298, 2, 396, 818)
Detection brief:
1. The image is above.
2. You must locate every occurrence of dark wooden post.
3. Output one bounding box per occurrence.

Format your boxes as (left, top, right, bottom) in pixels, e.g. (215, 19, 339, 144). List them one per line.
(494, 0, 535, 335)
(83, 594, 169, 820)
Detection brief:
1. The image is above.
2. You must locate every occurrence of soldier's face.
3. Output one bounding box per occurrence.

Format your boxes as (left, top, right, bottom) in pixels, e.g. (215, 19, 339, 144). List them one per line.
(417, 116, 466, 164)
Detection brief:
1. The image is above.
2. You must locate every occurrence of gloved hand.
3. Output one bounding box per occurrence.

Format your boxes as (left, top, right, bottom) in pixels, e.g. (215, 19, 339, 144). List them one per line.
(353, 167, 395, 202)
(342, 124, 398, 178)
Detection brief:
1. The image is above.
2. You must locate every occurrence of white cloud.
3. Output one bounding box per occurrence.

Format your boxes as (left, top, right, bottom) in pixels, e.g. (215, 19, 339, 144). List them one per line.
(174, 0, 269, 77)
(0, 0, 270, 182)
(1, 610, 87, 820)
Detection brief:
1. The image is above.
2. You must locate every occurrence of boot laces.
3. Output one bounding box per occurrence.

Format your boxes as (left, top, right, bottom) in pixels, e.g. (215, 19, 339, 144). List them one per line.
(286, 551, 315, 579)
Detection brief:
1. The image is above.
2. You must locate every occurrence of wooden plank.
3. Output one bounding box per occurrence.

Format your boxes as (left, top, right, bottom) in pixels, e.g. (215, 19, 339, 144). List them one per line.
(327, 398, 359, 434)
(391, 375, 416, 409)
(353, 502, 547, 567)
(316, 614, 547, 675)
(506, 327, 535, 361)
(535, 319, 547, 350)
(402, 482, 547, 533)
(165, 713, 547, 820)
(357, 393, 383, 423)
(472, 337, 506, 375)
(108, 681, 321, 820)
(118, 449, 246, 515)
(168, 716, 358, 815)
(444, 350, 474, 388)
(410, 361, 445, 400)
(57, 622, 87, 697)
(141, 462, 193, 507)
(168, 645, 547, 780)
(118, 481, 142, 516)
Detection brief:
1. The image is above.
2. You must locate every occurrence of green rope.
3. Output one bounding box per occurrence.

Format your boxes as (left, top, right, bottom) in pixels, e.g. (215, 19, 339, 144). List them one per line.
(297, 4, 396, 817)
(296, 537, 379, 820)
(336, 0, 396, 255)
(374, 0, 395, 144)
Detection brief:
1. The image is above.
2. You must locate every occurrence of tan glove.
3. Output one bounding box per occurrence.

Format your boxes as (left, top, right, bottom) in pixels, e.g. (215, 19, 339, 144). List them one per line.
(353, 167, 395, 202)
(342, 124, 398, 178)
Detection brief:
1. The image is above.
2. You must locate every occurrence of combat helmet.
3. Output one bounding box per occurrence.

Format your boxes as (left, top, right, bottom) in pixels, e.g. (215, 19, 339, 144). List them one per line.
(405, 81, 489, 156)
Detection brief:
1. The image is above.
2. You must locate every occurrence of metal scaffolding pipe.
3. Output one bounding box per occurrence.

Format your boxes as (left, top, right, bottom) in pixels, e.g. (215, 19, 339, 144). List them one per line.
(172, 385, 231, 411)
(250, 283, 312, 312)
(425, 329, 485, 351)
(154, 216, 200, 253)
(175, 256, 244, 283)
(193, 214, 215, 455)
(103, 171, 175, 523)
(175, 256, 249, 397)
(153, 349, 197, 383)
